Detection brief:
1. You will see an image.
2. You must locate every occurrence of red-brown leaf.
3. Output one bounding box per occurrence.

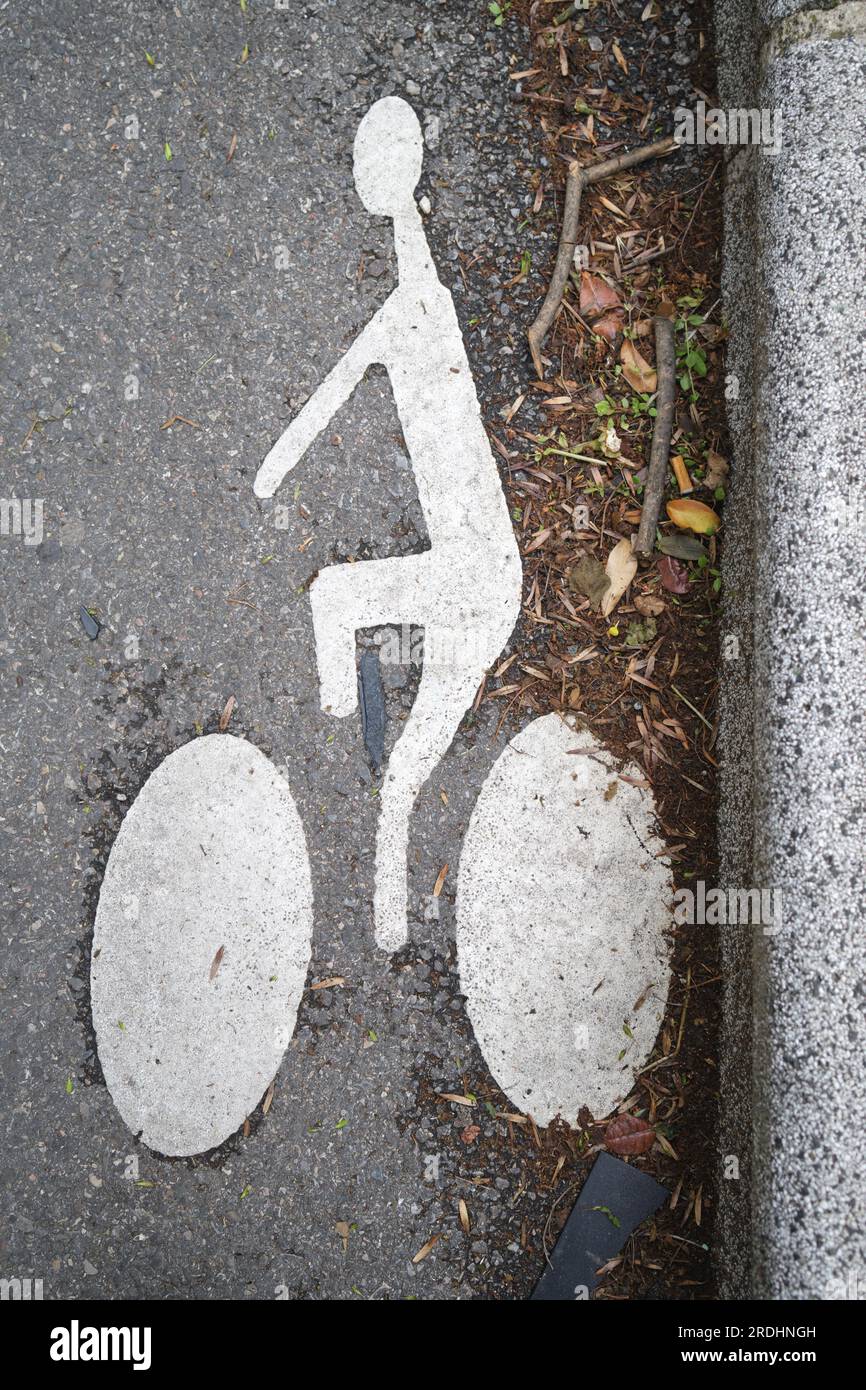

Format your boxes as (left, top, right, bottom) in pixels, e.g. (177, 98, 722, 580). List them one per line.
(591, 311, 624, 344)
(657, 555, 690, 593)
(579, 272, 622, 319)
(605, 1112, 655, 1155)
(460, 1124, 481, 1145)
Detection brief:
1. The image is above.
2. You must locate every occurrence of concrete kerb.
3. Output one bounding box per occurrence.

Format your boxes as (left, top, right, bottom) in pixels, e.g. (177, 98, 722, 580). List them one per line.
(715, 2, 866, 1298)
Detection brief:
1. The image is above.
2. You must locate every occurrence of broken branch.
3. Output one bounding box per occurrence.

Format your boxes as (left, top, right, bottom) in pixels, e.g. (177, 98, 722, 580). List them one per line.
(527, 136, 678, 378)
(635, 314, 677, 559)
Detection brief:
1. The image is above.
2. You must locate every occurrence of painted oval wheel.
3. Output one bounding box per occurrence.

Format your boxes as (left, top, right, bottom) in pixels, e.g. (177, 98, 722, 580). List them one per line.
(91, 735, 313, 1156)
(456, 714, 671, 1126)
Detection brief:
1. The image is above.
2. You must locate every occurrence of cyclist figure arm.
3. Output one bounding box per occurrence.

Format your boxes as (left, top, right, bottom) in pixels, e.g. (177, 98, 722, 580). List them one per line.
(254, 310, 386, 498)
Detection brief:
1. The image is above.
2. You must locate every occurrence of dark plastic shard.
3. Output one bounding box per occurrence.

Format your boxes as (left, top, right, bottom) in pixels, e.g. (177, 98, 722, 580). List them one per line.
(358, 648, 386, 770)
(531, 1151, 668, 1300)
(79, 605, 101, 641)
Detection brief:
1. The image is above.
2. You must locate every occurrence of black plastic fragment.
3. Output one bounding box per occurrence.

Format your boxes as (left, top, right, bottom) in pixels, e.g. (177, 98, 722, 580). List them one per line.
(79, 605, 101, 641)
(531, 1151, 668, 1300)
(358, 648, 385, 770)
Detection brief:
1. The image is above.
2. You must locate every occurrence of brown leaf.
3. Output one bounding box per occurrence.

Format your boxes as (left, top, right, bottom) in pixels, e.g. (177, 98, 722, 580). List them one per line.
(612, 42, 629, 74)
(579, 272, 622, 320)
(219, 695, 236, 731)
(656, 1132, 678, 1160)
(620, 340, 657, 394)
(412, 1234, 439, 1264)
(460, 1124, 481, 1145)
(438, 1092, 475, 1107)
(601, 538, 638, 618)
(262, 1081, 275, 1116)
(208, 945, 225, 981)
(657, 555, 690, 593)
(591, 311, 624, 345)
(227, 131, 238, 163)
(634, 594, 665, 617)
(433, 863, 448, 898)
(458, 1199, 470, 1234)
(704, 449, 729, 490)
(605, 1112, 655, 1156)
(310, 976, 345, 990)
(335, 1221, 350, 1253)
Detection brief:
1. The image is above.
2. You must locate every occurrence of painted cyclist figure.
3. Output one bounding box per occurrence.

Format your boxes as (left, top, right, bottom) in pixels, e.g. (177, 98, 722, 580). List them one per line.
(255, 97, 522, 952)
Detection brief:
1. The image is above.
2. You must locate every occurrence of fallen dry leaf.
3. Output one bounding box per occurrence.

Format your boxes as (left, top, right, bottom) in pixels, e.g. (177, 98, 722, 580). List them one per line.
(433, 863, 448, 898)
(335, 1221, 350, 1253)
(620, 340, 657, 394)
(438, 1092, 475, 1107)
(219, 695, 236, 731)
(605, 1112, 655, 1156)
(460, 1124, 481, 1145)
(208, 945, 224, 981)
(704, 449, 729, 490)
(310, 976, 345, 990)
(600, 424, 622, 458)
(458, 1199, 470, 1234)
(634, 593, 665, 617)
(262, 1081, 275, 1116)
(657, 555, 690, 593)
(601, 537, 638, 617)
(579, 271, 622, 319)
(666, 498, 720, 535)
(412, 1235, 439, 1264)
(591, 312, 624, 345)
(655, 1131, 678, 1160)
(612, 42, 629, 74)
(227, 131, 238, 163)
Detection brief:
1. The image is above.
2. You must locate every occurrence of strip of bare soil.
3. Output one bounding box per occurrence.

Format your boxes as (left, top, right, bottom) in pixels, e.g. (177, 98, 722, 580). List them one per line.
(475, 0, 726, 1298)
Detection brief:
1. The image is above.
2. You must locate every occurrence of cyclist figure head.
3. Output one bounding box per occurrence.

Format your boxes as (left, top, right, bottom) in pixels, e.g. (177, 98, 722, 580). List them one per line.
(353, 97, 423, 218)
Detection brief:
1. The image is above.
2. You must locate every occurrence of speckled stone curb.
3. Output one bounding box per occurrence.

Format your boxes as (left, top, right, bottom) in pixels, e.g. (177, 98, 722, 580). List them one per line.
(715, 1, 866, 1298)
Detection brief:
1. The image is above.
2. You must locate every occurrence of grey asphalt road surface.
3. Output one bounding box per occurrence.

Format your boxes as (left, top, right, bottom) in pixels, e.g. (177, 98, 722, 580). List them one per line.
(0, 0, 551, 1300)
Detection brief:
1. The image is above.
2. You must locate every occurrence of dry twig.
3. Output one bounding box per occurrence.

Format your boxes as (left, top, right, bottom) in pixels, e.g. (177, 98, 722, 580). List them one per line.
(527, 136, 678, 377)
(635, 314, 676, 559)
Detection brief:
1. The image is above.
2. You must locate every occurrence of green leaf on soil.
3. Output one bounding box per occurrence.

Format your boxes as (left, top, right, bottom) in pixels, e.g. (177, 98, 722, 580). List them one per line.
(625, 617, 657, 646)
(656, 533, 707, 561)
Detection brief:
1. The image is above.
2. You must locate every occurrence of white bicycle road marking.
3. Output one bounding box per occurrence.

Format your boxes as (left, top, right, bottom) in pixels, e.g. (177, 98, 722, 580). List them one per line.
(457, 715, 671, 1125)
(92, 102, 672, 1158)
(91, 737, 313, 1156)
(254, 97, 522, 952)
